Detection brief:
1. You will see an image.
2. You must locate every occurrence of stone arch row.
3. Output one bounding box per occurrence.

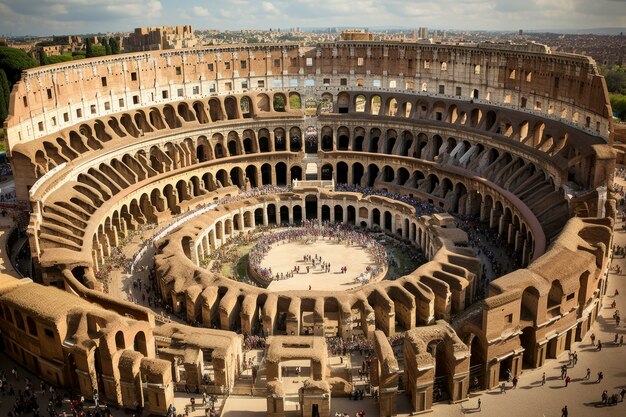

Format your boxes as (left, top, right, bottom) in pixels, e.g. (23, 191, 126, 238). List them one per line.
(38, 136, 540, 274)
(22, 91, 594, 182)
(21, 91, 303, 177)
(312, 124, 568, 240)
(320, 159, 539, 262)
(332, 92, 576, 155)
(156, 192, 479, 339)
(85, 158, 301, 268)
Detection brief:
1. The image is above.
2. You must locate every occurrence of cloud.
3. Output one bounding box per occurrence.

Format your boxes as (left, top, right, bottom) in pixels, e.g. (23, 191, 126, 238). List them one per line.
(0, 0, 624, 36)
(192, 5, 210, 17)
(262, 1, 278, 13)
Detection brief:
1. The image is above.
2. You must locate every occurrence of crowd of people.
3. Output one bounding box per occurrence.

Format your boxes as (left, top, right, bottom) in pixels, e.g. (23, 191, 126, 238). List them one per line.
(454, 214, 518, 284)
(0, 367, 114, 417)
(335, 184, 444, 217)
(247, 220, 388, 282)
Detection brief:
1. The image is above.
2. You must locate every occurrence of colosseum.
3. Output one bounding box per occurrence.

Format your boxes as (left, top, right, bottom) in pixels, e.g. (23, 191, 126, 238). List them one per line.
(0, 32, 617, 416)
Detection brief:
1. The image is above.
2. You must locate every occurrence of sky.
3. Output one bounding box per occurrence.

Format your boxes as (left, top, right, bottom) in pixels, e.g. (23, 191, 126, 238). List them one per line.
(0, 0, 625, 37)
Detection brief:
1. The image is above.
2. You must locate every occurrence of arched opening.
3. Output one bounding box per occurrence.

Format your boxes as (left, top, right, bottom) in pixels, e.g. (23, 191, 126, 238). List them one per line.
(115, 331, 125, 350)
(337, 162, 348, 184)
(290, 165, 302, 181)
(134, 331, 148, 356)
(224, 97, 238, 119)
(305, 126, 318, 153)
(293, 205, 303, 224)
(214, 143, 225, 159)
(259, 131, 270, 153)
(468, 335, 485, 391)
(273, 93, 287, 112)
(334, 205, 344, 223)
(240, 96, 252, 118)
(347, 206, 356, 224)
(261, 163, 272, 185)
(353, 163, 364, 186)
(520, 327, 536, 369)
(290, 128, 302, 152)
(274, 128, 287, 151)
(321, 164, 333, 181)
(547, 281, 563, 313)
(367, 164, 380, 187)
(337, 133, 350, 150)
(305, 196, 318, 220)
(276, 162, 287, 185)
(279, 206, 289, 225)
(245, 165, 258, 188)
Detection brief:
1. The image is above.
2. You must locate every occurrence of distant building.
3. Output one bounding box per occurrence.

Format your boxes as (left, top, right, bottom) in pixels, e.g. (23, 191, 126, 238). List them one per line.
(125, 25, 197, 52)
(418, 27, 428, 39)
(339, 29, 373, 41)
(52, 35, 83, 45)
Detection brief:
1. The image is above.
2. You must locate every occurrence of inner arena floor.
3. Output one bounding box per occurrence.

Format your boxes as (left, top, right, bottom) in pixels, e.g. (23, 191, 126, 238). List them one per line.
(261, 236, 382, 292)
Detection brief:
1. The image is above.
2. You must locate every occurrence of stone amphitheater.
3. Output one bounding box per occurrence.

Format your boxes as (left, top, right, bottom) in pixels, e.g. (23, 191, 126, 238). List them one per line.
(0, 33, 618, 416)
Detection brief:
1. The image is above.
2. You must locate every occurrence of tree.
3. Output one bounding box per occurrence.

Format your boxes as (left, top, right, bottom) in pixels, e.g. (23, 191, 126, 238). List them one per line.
(0, 46, 39, 85)
(611, 94, 626, 121)
(38, 49, 48, 66)
(0, 69, 9, 124)
(85, 38, 94, 58)
(109, 37, 120, 54)
(105, 41, 112, 56)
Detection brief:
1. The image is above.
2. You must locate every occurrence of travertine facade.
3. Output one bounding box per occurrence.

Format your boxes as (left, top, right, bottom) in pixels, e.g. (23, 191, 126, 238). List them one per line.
(0, 38, 616, 416)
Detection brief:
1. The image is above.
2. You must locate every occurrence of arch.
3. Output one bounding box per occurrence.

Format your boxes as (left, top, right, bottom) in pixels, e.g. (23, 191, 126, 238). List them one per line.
(224, 96, 239, 119)
(273, 93, 287, 112)
(134, 331, 148, 356)
(290, 165, 302, 181)
(355, 94, 366, 112)
(274, 128, 287, 151)
(177, 102, 196, 122)
(275, 162, 287, 185)
(547, 280, 563, 311)
(290, 127, 302, 152)
(258, 129, 271, 152)
(353, 162, 364, 186)
(208, 98, 224, 121)
(337, 161, 349, 184)
(257, 94, 270, 112)
(261, 163, 272, 185)
(289, 92, 302, 109)
(115, 331, 125, 349)
(193, 101, 210, 123)
(240, 96, 253, 118)
(321, 164, 333, 181)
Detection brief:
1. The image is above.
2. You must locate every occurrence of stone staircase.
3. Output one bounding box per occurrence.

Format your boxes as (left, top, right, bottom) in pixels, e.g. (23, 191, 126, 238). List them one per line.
(302, 154, 319, 180)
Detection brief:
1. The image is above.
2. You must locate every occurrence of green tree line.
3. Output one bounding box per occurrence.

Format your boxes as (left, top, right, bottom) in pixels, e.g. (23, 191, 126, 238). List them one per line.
(600, 65, 626, 121)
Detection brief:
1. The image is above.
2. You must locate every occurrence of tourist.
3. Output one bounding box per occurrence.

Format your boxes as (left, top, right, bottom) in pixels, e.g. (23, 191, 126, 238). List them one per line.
(541, 372, 546, 385)
(596, 371, 604, 383)
(561, 405, 568, 417)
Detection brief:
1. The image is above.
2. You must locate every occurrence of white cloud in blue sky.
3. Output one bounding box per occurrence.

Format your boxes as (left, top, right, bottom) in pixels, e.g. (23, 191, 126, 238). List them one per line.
(0, 0, 624, 36)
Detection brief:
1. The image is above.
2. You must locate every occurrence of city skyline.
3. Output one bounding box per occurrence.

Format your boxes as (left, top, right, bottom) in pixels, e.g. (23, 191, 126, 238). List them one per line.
(0, 0, 625, 37)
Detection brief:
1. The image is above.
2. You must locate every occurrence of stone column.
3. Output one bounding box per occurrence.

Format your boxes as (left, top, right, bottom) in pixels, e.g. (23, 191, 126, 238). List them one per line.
(263, 205, 269, 226)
